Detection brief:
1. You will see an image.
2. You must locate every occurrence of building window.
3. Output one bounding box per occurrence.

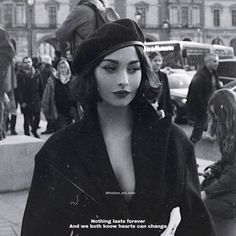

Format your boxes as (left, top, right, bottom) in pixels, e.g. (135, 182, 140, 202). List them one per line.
(15, 4, 26, 27)
(213, 9, 220, 27)
(192, 7, 200, 26)
(181, 6, 189, 27)
(48, 6, 57, 27)
(170, 7, 178, 25)
(232, 10, 236, 26)
(4, 3, 13, 27)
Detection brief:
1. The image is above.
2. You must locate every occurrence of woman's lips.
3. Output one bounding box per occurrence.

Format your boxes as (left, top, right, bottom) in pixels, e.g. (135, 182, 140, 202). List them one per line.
(113, 90, 130, 98)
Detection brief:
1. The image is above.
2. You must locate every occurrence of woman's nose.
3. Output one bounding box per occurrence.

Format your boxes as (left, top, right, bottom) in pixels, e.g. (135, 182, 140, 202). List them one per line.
(117, 71, 129, 86)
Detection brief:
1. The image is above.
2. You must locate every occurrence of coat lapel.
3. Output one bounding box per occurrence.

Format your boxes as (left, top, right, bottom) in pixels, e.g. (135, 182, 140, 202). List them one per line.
(67, 110, 131, 218)
(131, 101, 172, 216)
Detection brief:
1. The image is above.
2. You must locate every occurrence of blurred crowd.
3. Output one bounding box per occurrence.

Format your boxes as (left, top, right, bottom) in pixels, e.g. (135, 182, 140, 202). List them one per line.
(1, 49, 80, 140)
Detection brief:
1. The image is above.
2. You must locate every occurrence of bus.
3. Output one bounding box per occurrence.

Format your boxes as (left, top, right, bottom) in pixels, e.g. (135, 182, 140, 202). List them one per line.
(145, 41, 234, 71)
(211, 44, 234, 59)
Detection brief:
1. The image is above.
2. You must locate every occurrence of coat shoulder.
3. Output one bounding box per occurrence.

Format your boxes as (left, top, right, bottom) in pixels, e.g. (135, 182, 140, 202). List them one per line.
(36, 121, 85, 162)
(169, 123, 194, 160)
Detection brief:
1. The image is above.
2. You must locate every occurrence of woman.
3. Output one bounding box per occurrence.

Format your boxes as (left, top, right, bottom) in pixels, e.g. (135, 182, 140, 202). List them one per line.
(201, 89, 236, 235)
(21, 19, 215, 236)
(42, 59, 77, 132)
(148, 51, 172, 116)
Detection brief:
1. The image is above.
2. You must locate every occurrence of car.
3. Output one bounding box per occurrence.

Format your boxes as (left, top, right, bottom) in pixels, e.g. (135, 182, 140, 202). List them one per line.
(163, 69, 193, 124)
(223, 80, 236, 91)
(217, 58, 236, 85)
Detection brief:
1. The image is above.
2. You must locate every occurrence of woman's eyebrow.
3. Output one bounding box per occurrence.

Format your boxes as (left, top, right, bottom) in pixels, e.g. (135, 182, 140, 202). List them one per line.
(101, 59, 140, 64)
(129, 60, 140, 65)
(101, 59, 118, 64)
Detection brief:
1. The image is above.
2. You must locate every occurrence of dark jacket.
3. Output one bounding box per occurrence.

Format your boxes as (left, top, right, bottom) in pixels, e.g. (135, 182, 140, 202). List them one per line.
(0, 27, 15, 96)
(186, 65, 222, 120)
(157, 71, 172, 115)
(41, 76, 58, 120)
(17, 68, 44, 113)
(40, 64, 54, 88)
(202, 153, 236, 219)
(55, 0, 119, 51)
(21, 100, 215, 236)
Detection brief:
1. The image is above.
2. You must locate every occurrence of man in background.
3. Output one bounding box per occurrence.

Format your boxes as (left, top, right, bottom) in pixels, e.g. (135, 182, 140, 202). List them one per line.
(17, 57, 44, 138)
(0, 27, 15, 140)
(186, 53, 222, 144)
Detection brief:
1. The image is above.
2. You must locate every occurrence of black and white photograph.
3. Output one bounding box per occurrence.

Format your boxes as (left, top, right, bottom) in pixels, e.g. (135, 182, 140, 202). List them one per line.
(0, 0, 236, 235)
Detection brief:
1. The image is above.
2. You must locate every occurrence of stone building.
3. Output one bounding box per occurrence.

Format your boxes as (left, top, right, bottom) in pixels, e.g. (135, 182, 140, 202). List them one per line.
(204, 0, 236, 53)
(0, 0, 236, 61)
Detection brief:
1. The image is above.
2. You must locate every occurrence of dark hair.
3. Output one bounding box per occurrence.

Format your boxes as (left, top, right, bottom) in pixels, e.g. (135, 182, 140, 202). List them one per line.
(72, 45, 158, 112)
(208, 89, 236, 156)
(23, 56, 31, 62)
(148, 51, 162, 61)
(55, 50, 62, 58)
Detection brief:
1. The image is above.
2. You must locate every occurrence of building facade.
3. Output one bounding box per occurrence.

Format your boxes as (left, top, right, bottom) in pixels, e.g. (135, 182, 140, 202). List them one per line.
(0, 0, 236, 61)
(204, 0, 236, 53)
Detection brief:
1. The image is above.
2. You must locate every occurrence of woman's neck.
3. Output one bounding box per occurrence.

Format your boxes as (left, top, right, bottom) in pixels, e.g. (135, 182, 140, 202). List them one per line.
(97, 103, 133, 136)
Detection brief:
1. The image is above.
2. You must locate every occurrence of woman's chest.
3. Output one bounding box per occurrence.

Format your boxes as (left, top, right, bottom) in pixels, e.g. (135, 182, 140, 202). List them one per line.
(104, 134, 135, 200)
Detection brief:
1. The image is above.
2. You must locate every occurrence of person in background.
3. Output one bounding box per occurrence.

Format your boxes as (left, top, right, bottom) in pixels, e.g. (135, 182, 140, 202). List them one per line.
(5, 59, 18, 135)
(17, 56, 44, 138)
(186, 53, 222, 144)
(201, 89, 236, 236)
(21, 19, 215, 236)
(0, 27, 15, 140)
(42, 59, 76, 132)
(32, 56, 41, 70)
(52, 49, 63, 69)
(40, 55, 54, 88)
(148, 51, 172, 117)
(39, 54, 56, 135)
(65, 49, 74, 74)
(55, 0, 119, 54)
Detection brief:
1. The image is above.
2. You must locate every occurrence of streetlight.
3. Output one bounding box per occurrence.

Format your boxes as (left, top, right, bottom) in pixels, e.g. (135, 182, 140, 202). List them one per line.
(197, 28, 201, 42)
(27, 0, 34, 58)
(135, 9, 142, 25)
(162, 19, 170, 40)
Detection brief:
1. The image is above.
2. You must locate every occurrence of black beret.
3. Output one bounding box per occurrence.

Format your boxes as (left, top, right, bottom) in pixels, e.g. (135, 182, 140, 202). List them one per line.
(72, 18, 145, 74)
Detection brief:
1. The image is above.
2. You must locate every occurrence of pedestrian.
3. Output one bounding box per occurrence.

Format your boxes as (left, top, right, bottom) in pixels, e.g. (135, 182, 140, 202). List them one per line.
(186, 53, 223, 144)
(148, 51, 172, 117)
(40, 54, 54, 88)
(55, 0, 119, 54)
(21, 19, 215, 236)
(201, 89, 236, 236)
(52, 49, 63, 69)
(5, 60, 18, 135)
(39, 54, 56, 134)
(17, 56, 44, 138)
(0, 27, 15, 140)
(41, 59, 76, 132)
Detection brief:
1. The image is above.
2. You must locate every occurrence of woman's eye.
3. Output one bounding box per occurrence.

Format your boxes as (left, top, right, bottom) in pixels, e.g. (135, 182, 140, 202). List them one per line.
(103, 66, 116, 72)
(128, 66, 141, 73)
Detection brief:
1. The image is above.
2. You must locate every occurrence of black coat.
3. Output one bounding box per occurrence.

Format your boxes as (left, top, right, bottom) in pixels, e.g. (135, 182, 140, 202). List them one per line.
(17, 68, 44, 113)
(186, 66, 222, 120)
(0, 27, 15, 96)
(157, 71, 172, 115)
(21, 100, 215, 236)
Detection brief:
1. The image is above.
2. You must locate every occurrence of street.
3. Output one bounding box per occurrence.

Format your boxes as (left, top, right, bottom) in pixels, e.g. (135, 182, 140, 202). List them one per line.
(180, 123, 221, 162)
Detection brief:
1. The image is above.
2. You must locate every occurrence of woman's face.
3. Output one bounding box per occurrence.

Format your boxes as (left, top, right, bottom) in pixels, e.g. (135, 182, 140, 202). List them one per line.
(58, 62, 68, 75)
(150, 55, 163, 72)
(94, 46, 142, 107)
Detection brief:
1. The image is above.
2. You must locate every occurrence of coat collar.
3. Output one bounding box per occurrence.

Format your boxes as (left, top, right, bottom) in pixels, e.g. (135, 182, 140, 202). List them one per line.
(66, 99, 172, 217)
